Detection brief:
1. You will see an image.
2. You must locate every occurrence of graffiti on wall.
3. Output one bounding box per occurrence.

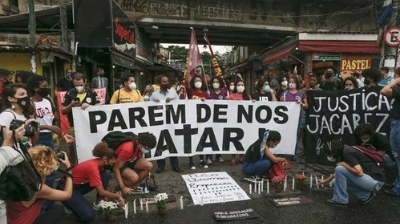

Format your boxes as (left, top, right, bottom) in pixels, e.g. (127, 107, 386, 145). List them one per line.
(194, 1, 243, 21)
(119, 0, 189, 17)
(120, 0, 150, 13)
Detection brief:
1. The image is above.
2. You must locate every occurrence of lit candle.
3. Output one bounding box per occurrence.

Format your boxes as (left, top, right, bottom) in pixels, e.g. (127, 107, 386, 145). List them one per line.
(292, 176, 295, 191)
(140, 199, 143, 211)
(267, 180, 270, 194)
(258, 181, 261, 194)
(145, 201, 149, 212)
(254, 181, 257, 193)
(180, 196, 183, 210)
(261, 179, 264, 192)
(321, 175, 325, 188)
(310, 175, 313, 188)
(315, 175, 319, 189)
(133, 199, 137, 214)
(249, 183, 252, 194)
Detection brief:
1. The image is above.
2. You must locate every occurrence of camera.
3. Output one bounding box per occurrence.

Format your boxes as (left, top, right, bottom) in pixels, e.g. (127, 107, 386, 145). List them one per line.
(56, 152, 65, 160)
(9, 119, 39, 137)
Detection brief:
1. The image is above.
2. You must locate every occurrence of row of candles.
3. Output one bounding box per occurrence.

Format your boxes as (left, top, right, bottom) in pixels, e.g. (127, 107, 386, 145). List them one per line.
(126, 196, 185, 215)
(248, 174, 332, 194)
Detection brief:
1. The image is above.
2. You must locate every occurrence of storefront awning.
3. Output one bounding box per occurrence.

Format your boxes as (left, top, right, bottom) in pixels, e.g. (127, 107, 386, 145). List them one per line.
(298, 40, 380, 54)
(262, 43, 296, 65)
(110, 49, 135, 69)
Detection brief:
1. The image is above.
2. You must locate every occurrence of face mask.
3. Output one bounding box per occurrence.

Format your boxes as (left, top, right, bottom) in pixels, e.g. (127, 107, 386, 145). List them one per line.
(327, 156, 336, 162)
(236, 86, 245, 93)
(263, 85, 271, 92)
(75, 86, 84, 93)
(362, 138, 370, 143)
(344, 87, 353, 90)
(129, 82, 137, 90)
(270, 144, 277, 148)
(229, 85, 235, 91)
(143, 95, 150, 101)
(66, 72, 72, 78)
(212, 83, 220, 89)
(281, 81, 288, 86)
(325, 72, 334, 78)
(194, 81, 202, 89)
(364, 79, 370, 85)
(38, 87, 50, 97)
(16, 96, 31, 110)
(160, 84, 169, 90)
(289, 83, 296, 89)
(140, 147, 149, 154)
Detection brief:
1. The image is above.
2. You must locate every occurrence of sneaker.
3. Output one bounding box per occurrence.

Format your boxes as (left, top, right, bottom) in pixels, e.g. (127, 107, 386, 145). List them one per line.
(359, 192, 376, 204)
(93, 200, 104, 210)
(326, 199, 348, 207)
(206, 158, 213, 164)
(218, 157, 225, 163)
(199, 160, 208, 168)
(189, 162, 196, 170)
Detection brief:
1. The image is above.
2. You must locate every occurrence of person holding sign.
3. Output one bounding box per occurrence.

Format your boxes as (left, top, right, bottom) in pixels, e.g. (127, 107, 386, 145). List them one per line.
(251, 79, 277, 102)
(242, 130, 286, 178)
(150, 75, 182, 173)
(109, 72, 143, 104)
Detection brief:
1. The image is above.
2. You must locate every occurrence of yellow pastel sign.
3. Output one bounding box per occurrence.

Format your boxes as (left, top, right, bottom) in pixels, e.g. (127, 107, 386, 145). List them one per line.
(341, 59, 371, 71)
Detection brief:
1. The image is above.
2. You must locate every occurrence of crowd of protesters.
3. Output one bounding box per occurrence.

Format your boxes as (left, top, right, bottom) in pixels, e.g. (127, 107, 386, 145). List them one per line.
(0, 64, 399, 223)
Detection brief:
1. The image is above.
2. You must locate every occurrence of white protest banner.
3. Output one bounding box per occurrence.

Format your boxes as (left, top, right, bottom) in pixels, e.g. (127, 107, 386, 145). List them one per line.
(73, 100, 300, 162)
(93, 88, 107, 105)
(182, 172, 250, 205)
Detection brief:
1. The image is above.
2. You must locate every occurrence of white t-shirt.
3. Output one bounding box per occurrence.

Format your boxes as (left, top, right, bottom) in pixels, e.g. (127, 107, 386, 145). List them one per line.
(0, 110, 27, 127)
(33, 99, 54, 133)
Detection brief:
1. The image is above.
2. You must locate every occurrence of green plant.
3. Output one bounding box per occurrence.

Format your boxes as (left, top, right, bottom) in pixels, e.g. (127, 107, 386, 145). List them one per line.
(99, 201, 118, 216)
(155, 193, 168, 209)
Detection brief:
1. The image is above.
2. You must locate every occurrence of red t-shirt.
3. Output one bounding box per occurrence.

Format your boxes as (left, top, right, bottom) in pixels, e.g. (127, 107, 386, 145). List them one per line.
(188, 89, 210, 100)
(115, 141, 140, 162)
(72, 158, 102, 187)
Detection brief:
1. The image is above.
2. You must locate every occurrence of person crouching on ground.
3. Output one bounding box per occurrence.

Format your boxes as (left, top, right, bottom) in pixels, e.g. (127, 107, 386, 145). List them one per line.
(242, 130, 287, 178)
(61, 142, 125, 223)
(319, 140, 385, 207)
(109, 133, 156, 195)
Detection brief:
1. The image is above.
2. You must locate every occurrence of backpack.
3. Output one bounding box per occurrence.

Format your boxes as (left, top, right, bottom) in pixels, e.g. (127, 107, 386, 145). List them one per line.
(351, 146, 384, 166)
(0, 134, 42, 201)
(101, 131, 137, 150)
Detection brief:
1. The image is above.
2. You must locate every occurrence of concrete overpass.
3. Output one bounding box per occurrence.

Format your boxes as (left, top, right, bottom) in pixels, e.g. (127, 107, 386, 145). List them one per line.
(117, 0, 381, 47)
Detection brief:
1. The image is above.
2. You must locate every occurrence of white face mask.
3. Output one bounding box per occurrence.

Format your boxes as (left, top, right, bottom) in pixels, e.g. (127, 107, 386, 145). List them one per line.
(194, 81, 202, 89)
(281, 81, 288, 86)
(212, 83, 220, 89)
(236, 86, 245, 93)
(75, 86, 84, 93)
(327, 156, 336, 162)
(229, 85, 235, 91)
(362, 138, 370, 143)
(345, 87, 354, 90)
(270, 144, 277, 148)
(143, 95, 150, 101)
(140, 147, 149, 154)
(289, 83, 296, 89)
(129, 82, 137, 90)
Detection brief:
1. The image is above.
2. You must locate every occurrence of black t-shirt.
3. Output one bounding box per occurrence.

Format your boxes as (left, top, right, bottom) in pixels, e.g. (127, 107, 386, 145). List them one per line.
(320, 81, 338, 91)
(343, 147, 385, 182)
(62, 88, 100, 127)
(355, 133, 391, 154)
(251, 92, 273, 101)
(57, 78, 74, 92)
(277, 88, 287, 101)
(391, 86, 400, 119)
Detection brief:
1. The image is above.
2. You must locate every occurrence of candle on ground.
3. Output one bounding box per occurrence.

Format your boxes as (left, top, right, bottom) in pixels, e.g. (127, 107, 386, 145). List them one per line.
(321, 175, 325, 188)
(310, 175, 313, 188)
(249, 183, 252, 194)
(180, 196, 183, 209)
(315, 175, 319, 189)
(145, 201, 149, 212)
(133, 199, 137, 214)
(261, 179, 264, 192)
(258, 181, 261, 194)
(140, 199, 143, 211)
(292, 176, 295, 190)
(267, 180, 270, 194)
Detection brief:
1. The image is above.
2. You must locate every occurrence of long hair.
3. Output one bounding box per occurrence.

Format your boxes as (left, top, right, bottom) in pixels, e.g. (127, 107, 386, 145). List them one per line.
(234, 80, 250, 100)
(29, 145, 59, 177)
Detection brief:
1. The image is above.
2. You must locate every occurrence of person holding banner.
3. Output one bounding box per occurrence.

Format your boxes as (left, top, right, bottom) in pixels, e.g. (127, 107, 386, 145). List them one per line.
(302, 75, 321, 91)
(280, 76, 308, 161)
(150, 75, 183, 173)
(242, 130, 286, 178)
(251, 79, 277, 102)
(109, 72, 143, 104)
(60, 142, 125, 223)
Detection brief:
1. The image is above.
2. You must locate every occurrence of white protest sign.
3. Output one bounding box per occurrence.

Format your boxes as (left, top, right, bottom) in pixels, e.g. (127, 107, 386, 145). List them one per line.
(73, 100, 300, 163)
(182, 172, 250, 205)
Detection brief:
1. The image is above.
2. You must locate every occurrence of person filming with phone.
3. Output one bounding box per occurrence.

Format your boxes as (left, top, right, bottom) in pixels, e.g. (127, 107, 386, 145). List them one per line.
(62, 72, 100, 164)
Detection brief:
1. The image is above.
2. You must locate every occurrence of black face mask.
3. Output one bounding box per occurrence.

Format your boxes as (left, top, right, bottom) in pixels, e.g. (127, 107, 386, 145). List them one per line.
(160, 84, 169, 90)
(325, 72, 334, 79)
(16, 96, 31, 110)
(38, 87, 50, 97)
(364, 78, 370, 86)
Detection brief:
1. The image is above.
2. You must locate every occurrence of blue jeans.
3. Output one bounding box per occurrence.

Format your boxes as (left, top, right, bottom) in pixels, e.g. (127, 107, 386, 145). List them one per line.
(61, 171, 110, 223)
(331, 166, 384, 204)
(38, 132, 56, 212)
(157, 157, 179, 169)
(242, 157, 272, 177)
(390, 119, 400, 193)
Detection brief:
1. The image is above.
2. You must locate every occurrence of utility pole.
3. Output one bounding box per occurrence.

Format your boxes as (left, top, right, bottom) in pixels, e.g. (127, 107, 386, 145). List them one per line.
(28, 0, 36, 73)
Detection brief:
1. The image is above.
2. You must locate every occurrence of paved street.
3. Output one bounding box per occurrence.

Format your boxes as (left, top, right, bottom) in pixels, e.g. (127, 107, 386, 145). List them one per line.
(59, 153, 400, 224)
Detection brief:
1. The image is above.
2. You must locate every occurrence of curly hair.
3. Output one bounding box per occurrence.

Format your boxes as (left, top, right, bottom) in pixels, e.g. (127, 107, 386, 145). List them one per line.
(28, 145, 59, 177)
(138, 132, 157, 148)
(26, 74, 46, 96)
(92, 142, 117, 159)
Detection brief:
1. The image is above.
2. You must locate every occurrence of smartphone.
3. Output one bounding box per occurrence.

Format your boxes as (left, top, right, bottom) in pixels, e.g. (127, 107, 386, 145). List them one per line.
(73, 97, 80, 101)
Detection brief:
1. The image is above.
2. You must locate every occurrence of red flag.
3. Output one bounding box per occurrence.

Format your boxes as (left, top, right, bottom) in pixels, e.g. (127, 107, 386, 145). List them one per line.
(204, 33, 222, 76)
(183, 27, 201, 88)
